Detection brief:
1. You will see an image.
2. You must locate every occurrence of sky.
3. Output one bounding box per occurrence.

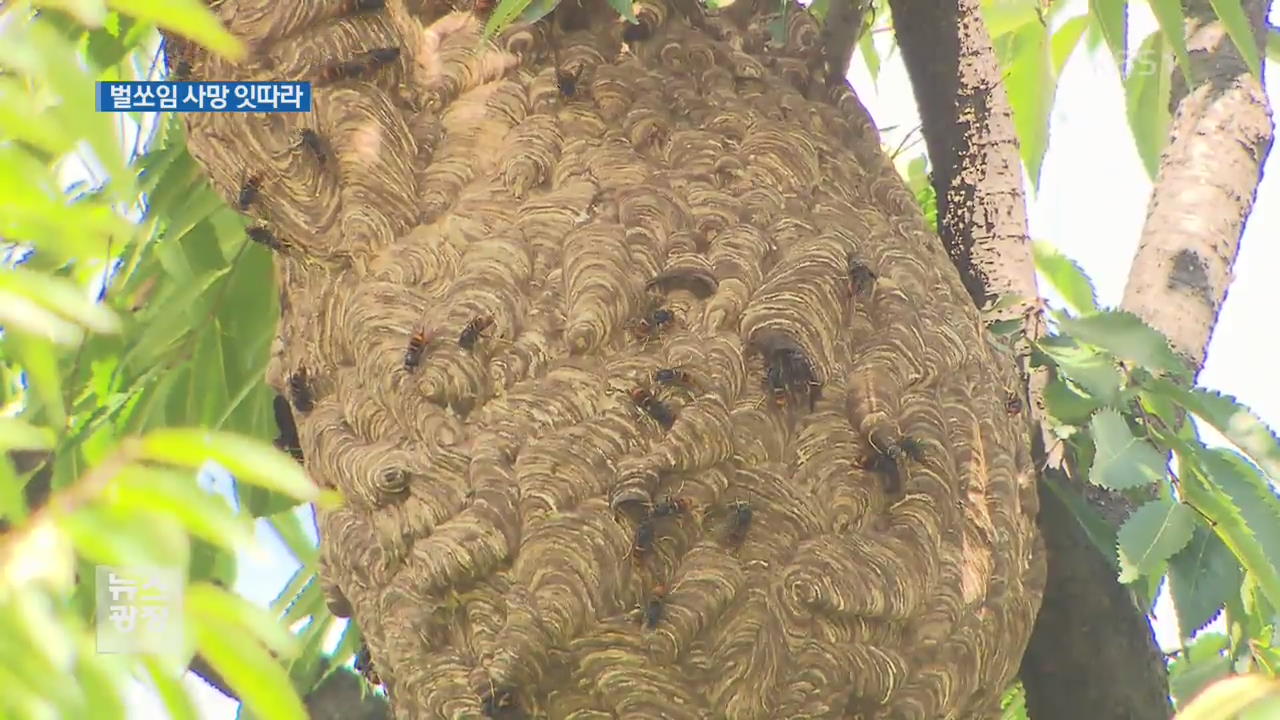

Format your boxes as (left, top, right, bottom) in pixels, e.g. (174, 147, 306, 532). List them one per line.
(114, 0, 1280, 715)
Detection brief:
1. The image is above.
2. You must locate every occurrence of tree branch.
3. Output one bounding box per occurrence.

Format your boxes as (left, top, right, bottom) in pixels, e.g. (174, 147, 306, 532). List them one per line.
(886, 0, 1037, 308)
(887, 1, 1175, 718)
(1119, 0, 1274, 368)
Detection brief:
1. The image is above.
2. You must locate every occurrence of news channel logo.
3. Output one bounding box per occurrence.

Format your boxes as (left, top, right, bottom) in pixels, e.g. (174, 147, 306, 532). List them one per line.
(94, 565, 183, 654)
(95, 81, 312, 113)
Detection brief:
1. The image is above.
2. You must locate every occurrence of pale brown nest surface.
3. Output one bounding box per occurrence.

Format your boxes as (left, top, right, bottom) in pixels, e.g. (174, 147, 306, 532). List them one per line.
(175, 0, 1046, 717)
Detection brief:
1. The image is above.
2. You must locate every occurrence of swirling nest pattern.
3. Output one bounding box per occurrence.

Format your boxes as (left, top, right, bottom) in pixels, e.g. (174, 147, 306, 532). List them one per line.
(176, 0, 1046, 716)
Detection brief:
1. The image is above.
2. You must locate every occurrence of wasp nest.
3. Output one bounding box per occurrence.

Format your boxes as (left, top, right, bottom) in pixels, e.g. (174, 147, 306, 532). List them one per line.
(177, 0, 1045, 716)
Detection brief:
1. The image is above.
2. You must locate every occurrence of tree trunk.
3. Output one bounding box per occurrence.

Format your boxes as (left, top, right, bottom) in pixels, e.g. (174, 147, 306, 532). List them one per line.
(887, 0, 1037, 309)
(1120, 0, 1274, 368)
(179, 0, 1045, 716)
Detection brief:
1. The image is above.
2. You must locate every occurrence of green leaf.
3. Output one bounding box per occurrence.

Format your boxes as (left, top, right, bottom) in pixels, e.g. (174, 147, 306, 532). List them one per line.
(12, 19, 134, 206)
(1000, 681, 1027, 720)
(85, 14, 142, 71)
(1168, 525, 1242, 638)
(212, 243, 277, 432)
(72, 646, 128, 720)
(105, 0, 245, 60)
(0, 289, 81, 346)
(270, 566, 318, 615)
(1031, 240, 1098, 313)
(1117, 497, 1196, 583)
(1051, 15, 1090, 75)
(241, 486, 307, 518)
(141, 655, 199, 720)
(1036, 339, 1124, 404)
(5, 331, 66, 429)
(281, 575, 325, 628)
(268, 509, 319, 565)
(1175, 674, 1280, 719)
(288, 615, 336, 692)
(193, 325, 231, 427)
(188, 585, 306, 720)
(0, 458, 25, 524)
(984, 292, 1028, 314)
(605, 0, 637, 23)
(190, 536, 238, 589)
(987, 318, 1023, 337)
(0, 84, 77, 168)
(0, 269, 121, 335)
(1147, 0, 1194, 83)
(111, 464, 255, 551)
(165, 186, 230, 249)
(1055, 310, 1189, 377)
(0, 420, 55, 454)
(0, 588, 76, 701)
(1268, 27, 1280, 64)
(1240, 695, 1280, 720)
(518, 0, 561, 23)
(1177, 446, 1280, 617)
(1125, 30, 1174, 178)
(138, 429, 320, 504)
(983, 0, 1039, 38)
(59, 504, 190, 569)
(129, 360, 188, 432)
(188, 582, 299, 659)
(326, 620, 362, 674)
(1088, 408, 1166, 490)
(164, 363, 196, 430)
(0, 663, 62, 720)
(1147, 381, 1280, 483)
(1045, 472, 1119, 568)
(998, 18, 1055, 189)
(124, 267, 230, 372)
(1043, 376, 1105, 424)
(1208, 0, 1262, 77)
(35, 0, 109, 26)
(1169, 633, 1232, 708)
(1136, 387, 1185, 436)
(858, 29, 880, 83)
(1204, 449, 1280, 567)
(1089, 0, 1127, 74)
(214, 364, 269, 432)
(143, 150, 201, 232)
(484, 0, 536, 39)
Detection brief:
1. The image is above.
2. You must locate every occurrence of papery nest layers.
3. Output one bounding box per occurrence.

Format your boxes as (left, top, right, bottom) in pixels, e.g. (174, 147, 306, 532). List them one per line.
(174, 0, 1046, 716)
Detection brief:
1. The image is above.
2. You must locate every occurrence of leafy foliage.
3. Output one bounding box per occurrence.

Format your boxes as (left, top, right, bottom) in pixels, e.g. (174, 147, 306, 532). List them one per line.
(1116, 497, 1196, 583)
(1026, 242, 1280, 714)
(1169, 527, 1242, 637)
(1031, 240, 1098, 314)
(1124, 30, 1174, 177)
(989, 8, 1056, 187)
(1169, 633, 1233, 709)
(1087, 409, 1167, 490)
(0, 4, 342, 719)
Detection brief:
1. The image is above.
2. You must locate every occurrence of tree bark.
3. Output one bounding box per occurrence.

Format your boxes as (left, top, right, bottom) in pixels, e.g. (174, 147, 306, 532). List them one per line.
(885, 0, 1037, 309)
(178, 0, 1045, 716)
(886, 2, 1175, 718)
(1119, 0, 1274, 368)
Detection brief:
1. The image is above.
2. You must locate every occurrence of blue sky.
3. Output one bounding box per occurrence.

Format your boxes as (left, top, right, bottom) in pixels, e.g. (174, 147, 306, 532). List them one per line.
(120, 1, 1280, 714)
